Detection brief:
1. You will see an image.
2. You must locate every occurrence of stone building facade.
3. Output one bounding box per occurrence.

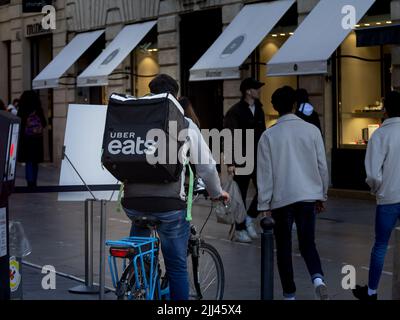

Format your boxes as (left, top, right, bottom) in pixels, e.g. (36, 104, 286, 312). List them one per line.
(1, 0, 399, 190)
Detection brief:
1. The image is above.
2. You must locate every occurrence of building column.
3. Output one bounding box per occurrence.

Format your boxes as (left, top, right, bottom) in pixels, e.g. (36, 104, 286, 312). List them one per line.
(9, 3, 24, 101)
(222, 3, 242, 116)
(52, 0, 70, 164)
(157, 14, 180, 88)
(104, 23, 126, 98)
(0, 42, 9, 104)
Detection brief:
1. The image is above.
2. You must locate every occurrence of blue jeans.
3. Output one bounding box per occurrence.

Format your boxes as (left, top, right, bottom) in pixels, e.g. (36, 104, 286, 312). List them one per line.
(369, 203, 400, 290)
(124, 208, 190, 300)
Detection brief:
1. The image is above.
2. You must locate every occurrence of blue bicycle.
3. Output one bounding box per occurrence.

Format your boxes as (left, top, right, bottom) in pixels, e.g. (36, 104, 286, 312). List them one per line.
(106, 192, 225, 300)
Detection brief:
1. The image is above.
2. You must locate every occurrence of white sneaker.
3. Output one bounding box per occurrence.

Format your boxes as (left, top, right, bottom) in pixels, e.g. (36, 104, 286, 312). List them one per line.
(246, 221, 259, 239)
(233, 230, 252, 243)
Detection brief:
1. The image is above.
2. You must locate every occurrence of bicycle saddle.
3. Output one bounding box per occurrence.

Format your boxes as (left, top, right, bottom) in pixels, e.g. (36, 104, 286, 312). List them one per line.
(132, 216, 161, 228)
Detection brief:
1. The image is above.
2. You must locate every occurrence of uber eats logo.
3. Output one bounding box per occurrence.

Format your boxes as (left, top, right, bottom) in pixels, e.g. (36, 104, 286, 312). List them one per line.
(108, 131, 157, 155)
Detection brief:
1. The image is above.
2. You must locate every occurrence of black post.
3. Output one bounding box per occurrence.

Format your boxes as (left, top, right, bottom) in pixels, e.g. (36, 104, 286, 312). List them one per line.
(261, 216, 275, 300)
(0, 112, 20, 300)
(0, 203, 10, 300)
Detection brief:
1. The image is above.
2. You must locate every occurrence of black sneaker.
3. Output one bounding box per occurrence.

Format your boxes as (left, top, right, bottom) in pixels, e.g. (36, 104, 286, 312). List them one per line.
(352, 285, 377, 300)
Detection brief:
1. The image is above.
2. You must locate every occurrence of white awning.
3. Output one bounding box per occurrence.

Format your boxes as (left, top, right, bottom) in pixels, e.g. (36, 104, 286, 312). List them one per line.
(77, 21, 157, 87)
(267, 0, 376, 76)
(32, 30, 105, 89)
(189, 0, 295, 81)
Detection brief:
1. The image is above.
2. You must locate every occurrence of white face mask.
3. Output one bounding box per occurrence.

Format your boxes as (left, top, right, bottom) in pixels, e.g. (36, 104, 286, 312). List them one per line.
(299, 102, 314, 116)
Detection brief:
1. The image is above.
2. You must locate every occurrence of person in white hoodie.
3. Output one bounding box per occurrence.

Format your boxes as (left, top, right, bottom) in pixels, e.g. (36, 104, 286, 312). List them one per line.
(257, 86, 329, 300)
(353, 91, 400, 301)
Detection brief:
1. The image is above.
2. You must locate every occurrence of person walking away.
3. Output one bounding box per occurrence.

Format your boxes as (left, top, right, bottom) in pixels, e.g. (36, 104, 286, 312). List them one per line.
(295, 89, 321, 132)
(122, 74, 229, 300)
(223, 78, 266, 243)
(257, 86, 329, 300)
(353, 91, 400, 300)
(17, 91, 47, 188)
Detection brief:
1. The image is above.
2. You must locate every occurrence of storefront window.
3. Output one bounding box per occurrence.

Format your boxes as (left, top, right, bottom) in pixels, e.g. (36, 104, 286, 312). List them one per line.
(131, 27, 159, 98)
(259, 36, 297, 128)
(337, 31, 391, 148)
(132, 46, 159, 97)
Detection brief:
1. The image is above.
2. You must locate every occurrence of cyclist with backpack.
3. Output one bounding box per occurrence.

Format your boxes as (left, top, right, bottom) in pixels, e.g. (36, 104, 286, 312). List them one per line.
(108, 74, 229, 300)
(17, 90, 47, 188)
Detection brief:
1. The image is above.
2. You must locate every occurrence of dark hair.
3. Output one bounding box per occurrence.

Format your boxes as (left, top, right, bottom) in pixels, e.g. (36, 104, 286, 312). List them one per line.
(296, 88, 309, 110)
(12, 98, 20, 106)
(384, 91, 400, 118)
(149, 74, 179, 97)
(178, 96, 201, 128)
(17, 90, 43, 118)
(271, 86, 296, 115)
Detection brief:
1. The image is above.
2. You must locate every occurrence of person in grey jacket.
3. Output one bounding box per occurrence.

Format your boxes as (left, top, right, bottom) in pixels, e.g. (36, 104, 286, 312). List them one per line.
(257, 86, 329, 300)
(353, 91, 400, 300)
(122, 74, 229, 300)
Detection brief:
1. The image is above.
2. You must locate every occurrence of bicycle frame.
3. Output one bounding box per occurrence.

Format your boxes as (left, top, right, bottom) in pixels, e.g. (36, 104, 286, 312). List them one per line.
(106, 236, 164, 300)
(106, 198, 223, 300)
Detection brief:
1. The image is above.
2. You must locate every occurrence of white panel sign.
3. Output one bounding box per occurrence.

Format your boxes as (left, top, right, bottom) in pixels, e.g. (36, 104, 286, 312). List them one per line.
(0, 208, 7, 258)
(58, 104, 120, 201)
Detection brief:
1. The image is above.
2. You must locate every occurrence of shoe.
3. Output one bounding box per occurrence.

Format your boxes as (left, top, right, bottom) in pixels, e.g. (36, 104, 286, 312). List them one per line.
(352, 285, 377, 300)
(246, 220, 259, 239)
(233, 230, 252, 243)
(315, 284, 329, 300)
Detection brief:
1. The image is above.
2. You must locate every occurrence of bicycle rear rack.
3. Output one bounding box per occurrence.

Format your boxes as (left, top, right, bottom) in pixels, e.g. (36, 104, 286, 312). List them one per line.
(106, 237, 159, 299)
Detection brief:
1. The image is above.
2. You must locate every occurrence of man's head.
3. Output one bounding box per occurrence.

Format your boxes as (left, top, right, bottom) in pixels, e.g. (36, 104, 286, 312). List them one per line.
(271, 86, 296, 116)
(149, 74, 179, 97)
(240, 78, 264, 100)
(384, 91, 400, 118)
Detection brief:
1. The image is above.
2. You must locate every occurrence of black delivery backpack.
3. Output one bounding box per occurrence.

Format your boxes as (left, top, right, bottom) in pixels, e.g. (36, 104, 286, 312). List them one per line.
(101, 93, 188, 184)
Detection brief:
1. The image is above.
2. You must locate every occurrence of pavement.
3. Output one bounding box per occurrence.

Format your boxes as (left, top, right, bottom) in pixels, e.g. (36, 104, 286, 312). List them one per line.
(6, 163, 400, 300)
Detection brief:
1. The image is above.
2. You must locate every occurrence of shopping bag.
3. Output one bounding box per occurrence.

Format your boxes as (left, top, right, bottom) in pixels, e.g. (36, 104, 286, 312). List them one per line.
(213, 177, 246, 225)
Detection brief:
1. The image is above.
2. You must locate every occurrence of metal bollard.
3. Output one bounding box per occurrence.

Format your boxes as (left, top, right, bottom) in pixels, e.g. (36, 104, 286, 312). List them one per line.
(69, 199, 99, 294)
(99, 200, 107, 300)
(261, 216, 275, 300)
(393, 227, 400, 300)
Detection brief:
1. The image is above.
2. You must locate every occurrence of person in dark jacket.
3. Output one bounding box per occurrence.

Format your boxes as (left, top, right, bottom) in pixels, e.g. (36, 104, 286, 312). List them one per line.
(223, 78, 266, 243)
(17, 90, 47, 188)
(295, 89, 321, 132)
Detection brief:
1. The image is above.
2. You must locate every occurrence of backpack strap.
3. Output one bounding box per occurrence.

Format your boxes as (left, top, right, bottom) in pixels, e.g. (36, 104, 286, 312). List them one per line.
(185, 159, 194, 222)
(116, 182, 125, 213)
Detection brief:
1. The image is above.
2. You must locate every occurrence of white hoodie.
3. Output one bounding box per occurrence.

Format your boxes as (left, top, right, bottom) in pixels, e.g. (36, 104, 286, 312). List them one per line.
(257, 114, 329, 211)
(365, 117, 400, 205)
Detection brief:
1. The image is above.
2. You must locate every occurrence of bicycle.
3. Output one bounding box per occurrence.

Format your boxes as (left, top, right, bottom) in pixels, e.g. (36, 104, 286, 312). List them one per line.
(105, 188, 225, 300)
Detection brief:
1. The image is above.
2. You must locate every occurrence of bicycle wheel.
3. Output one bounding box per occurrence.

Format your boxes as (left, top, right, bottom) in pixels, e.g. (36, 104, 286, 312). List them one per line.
(116, 259, 161, 300)
(188, 242, 225, 300)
